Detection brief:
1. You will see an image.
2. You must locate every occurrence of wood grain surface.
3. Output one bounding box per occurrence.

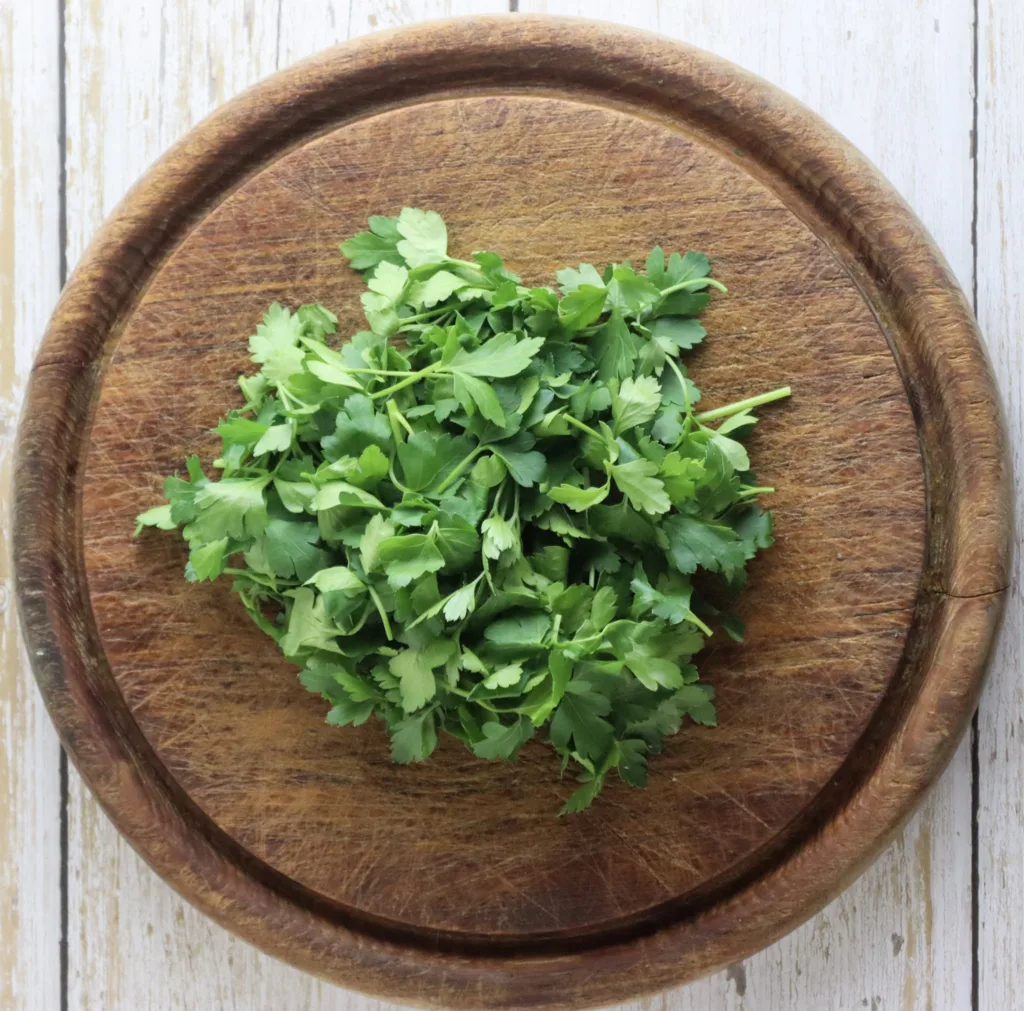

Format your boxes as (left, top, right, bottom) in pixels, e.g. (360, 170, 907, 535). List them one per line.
(977, 4, 1024, 1010)
(0, 5, 62, 1011)
(14, 18, 1009, 1008)
(5, 3, 1020, 1010)
(82, 91, 927, 939)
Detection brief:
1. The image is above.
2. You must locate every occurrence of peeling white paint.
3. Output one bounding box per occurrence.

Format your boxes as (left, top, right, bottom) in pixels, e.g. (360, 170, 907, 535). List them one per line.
(0, 3, 63, 1011)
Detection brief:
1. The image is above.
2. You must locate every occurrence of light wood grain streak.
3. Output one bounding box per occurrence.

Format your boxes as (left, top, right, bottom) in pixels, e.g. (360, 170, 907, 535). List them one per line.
(977, 0, 1024, 1008)
(522, 1, 976, 1009)
(0, 3, 62, 1010)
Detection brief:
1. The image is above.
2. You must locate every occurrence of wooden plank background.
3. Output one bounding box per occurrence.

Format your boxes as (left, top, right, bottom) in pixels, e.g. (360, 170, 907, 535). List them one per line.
(0, 3, 62, 1011)
(0, 1, 1017, 1007)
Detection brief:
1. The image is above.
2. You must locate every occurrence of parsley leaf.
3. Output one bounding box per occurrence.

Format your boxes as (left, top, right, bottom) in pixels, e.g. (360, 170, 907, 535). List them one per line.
(612, 375, 662, 434)
(250, 518, 326, 581)
(193, 477, 269, 539)
(556, 262, 605, 292)
(547, 481, 610, 512)
(339, 214, 403, 271)
(606, 264, 662, 317)
(472, 716, 534, 760)
(449, 332, 545, 378)
(390, 646, 440, 712)
(550, 688, 614, 762)
(396, 431, 473, 492)
(279, 587, 341, 658)
(610, 459, 671, 515)
(379, 531, 446, 589)
(558, 285, 608, 333)
(248, 303, 305, 386)
(395, 207, 448, 267)
(491, 433, 547, 488)
(591, 308, 639, 381)
(390, 711, 439, 763)
(664, 515, 748, 576)
(322, 394, 392, 459)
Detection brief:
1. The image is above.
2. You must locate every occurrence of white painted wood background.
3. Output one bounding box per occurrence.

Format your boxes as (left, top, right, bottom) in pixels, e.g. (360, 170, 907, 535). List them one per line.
(1, 1, 1019, 1008)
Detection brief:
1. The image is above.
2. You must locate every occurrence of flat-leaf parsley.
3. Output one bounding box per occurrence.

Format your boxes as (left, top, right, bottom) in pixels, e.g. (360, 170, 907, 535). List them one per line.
(136, 208, 790, 813)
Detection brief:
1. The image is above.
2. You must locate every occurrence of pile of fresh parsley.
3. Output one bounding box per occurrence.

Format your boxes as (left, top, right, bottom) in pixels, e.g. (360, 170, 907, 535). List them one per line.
(136, 208, 790, 813)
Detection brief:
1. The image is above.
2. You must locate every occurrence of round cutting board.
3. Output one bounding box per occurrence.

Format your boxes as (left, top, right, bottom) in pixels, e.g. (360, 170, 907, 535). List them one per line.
(15, 16, 1010, 1010)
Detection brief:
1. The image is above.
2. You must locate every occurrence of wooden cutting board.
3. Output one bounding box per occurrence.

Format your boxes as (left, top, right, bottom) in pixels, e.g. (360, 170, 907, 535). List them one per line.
(14, 16, 1010, 1011)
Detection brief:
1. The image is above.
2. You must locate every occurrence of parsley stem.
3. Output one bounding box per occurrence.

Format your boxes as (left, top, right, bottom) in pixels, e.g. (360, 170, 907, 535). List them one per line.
(396, 306, 454, 324)
(444, 257, 492, 285)
(665, 356, 696, 440)
(388, 461, 413, 495)
(434, 444, 485, 494)
(487, 479, 506, 518)
(344, 606, 371, 637)
(688, 612, 715, 637)
(387, 399, 414, 437)
(738, 485, 775, 496)
(367, 584, 393, 641)
(664, 356, 693, 414)
(448, 685, 502, 712)
(659, 276, 728, 297)
(277, 386, 302, 412)
(224, 568, 299, 588)
(693, 385, 791, 423)
(561, 413, 603, 442)
(345, 367, 425, 377)
(369, 361, 442, 399)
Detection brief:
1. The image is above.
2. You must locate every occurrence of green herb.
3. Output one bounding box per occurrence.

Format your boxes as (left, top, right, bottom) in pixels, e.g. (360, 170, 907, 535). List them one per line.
(136, 207, 791, 814)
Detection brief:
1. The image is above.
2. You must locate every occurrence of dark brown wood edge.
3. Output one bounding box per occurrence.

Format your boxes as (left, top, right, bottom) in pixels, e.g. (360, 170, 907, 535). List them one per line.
(13, 15, 1012, 1009)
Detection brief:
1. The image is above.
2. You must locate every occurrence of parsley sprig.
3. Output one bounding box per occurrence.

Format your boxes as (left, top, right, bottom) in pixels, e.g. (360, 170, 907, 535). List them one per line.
(136, 208, 790, 813)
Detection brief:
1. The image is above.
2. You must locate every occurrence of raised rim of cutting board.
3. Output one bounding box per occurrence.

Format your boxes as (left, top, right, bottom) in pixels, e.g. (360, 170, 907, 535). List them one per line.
(13, 15, 1011, 1010)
